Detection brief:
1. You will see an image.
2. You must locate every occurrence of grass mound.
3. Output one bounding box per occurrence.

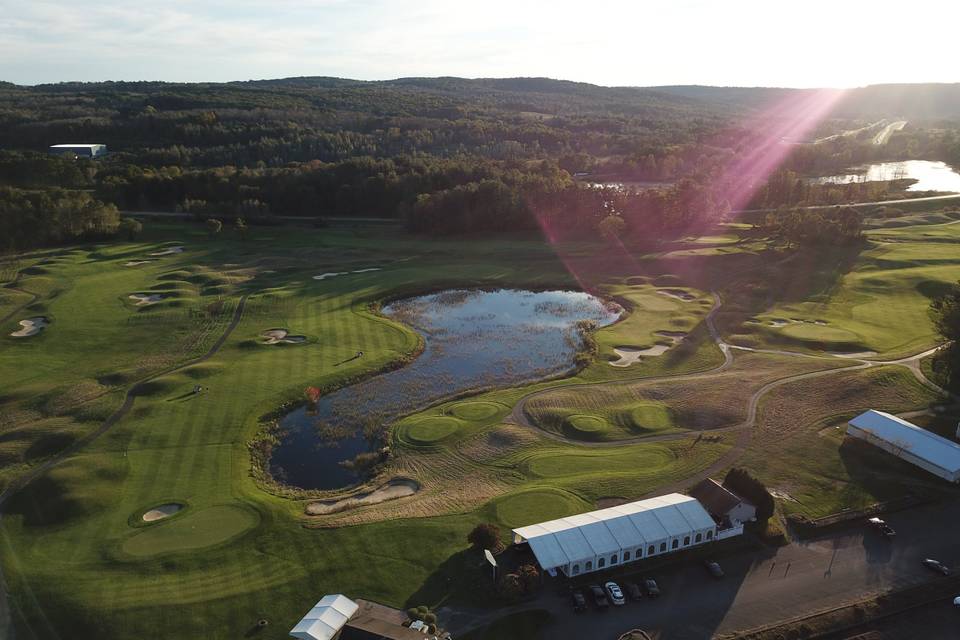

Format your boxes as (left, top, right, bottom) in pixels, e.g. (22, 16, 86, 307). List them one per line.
(180, 363, 223, 379)
(490, 488, 588, 528)
(525, 446, 675, 478)
(449, 401, 503, 421)
(120, 504, 258, 557)
(621, 402, 676, 434)
(564, 414, 609, 438)
(402, 416, 462, 445)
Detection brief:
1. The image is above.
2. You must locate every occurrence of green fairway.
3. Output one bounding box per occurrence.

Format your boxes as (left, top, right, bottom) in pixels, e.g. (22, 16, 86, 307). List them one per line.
(0, 216, 956, 640)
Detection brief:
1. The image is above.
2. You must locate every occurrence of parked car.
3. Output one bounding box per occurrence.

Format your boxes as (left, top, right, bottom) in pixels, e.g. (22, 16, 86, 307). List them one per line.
(571, 589, 586, 613)
(643, 577, 660, 597)
(922, 558, 951, 576)
(624, 581, 643, 601)
(604, 581, 626, 606)
(704, 560, 725, 578)
(589, 584, 610, 609)
(867, 517, 896, 537)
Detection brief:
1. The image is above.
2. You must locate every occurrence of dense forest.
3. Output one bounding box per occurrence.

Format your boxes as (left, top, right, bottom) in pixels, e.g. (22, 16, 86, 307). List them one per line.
(1, 77, 959, 248)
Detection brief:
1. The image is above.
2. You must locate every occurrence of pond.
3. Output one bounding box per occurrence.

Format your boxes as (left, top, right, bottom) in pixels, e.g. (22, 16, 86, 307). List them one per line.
(269, 288, 622, 490)
(813, 160, 960, 193)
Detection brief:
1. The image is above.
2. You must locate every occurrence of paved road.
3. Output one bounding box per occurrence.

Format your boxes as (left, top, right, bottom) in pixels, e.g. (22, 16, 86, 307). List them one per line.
(443, 500, 960, 639)
(873, 120, 907, 145)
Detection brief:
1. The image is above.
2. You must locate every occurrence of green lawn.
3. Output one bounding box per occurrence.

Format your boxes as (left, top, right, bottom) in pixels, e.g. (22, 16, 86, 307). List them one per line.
(1, 217, 957, 639)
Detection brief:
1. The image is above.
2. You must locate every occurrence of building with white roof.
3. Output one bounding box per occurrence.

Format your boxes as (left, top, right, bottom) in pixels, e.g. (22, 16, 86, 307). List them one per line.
(512, 493, 722, 577)
(49, 143, 107, 158)
(290, 594, 359, 640)
(847, 410, 960, 482)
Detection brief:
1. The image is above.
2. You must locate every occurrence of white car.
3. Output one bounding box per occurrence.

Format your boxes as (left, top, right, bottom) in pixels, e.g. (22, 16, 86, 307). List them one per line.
(604, 581, 626, 606)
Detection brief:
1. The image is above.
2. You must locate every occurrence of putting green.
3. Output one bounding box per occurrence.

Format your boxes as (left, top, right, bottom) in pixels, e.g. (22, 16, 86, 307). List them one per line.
(563, 414, 609, 440)
(449, 401, 503, 421)
(491, 488, 589, 528)
(780, 323, 861, 344)
(402, 416, 462, 445)
(120, 504, 259, 557)
(624, 403, 676, 433)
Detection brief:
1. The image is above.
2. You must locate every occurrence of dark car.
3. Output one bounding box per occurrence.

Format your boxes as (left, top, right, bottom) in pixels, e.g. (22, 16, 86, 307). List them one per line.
(625, 581, 643, 601)
(704, 560, 725, 578)
(589, 584, 610, 609)
(643, 577, 660, 597)
(922, 558, 951, 576)
(571, 589, 587, 612)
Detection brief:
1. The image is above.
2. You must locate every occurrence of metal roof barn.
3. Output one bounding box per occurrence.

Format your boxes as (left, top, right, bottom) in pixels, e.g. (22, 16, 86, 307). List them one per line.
(847, 410, 960, 482)
(512, 493, 721, 576)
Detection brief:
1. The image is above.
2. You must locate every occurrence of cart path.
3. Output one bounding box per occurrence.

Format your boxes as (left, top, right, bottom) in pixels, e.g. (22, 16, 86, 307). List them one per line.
(0, 292, 251, 640)
(507, 293, 953, 474)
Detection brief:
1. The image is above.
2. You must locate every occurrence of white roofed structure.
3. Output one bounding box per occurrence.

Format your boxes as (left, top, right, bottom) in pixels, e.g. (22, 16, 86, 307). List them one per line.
(290, 594, 359, 640)
(49, 143, 107, 157)
(847, 410, 960, 482)
(512, 493, 723, 576)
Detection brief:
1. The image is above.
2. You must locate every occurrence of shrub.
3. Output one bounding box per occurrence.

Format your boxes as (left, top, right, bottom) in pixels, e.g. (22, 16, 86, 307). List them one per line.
(467, 523, 503, 552)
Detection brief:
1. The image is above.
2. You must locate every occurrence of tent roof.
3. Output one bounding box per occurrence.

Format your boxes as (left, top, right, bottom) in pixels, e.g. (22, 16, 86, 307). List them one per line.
(514, 493, 714, 569)
(849, 410, 960, 473)
(290, 594, 359, 640)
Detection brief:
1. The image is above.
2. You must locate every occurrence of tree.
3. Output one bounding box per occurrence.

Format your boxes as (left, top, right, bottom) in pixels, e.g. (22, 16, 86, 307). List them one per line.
(467, 523, 502, 552)
(235, 217, 248, 241)
(118, 218, 143, 241)
(930, 281, 960, 390)
(597, 214, 626, 243)
(205, 218, 222, 239)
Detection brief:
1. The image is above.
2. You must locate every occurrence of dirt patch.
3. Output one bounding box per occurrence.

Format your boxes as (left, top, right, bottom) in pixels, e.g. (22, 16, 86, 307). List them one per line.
(129, 293, 165, 306)
(260, 328, 307, 345)
(148, 246, 184, 257)
(10, 317, 48, 337)
(141, 503, 183, 522)
(305, 478, 420, 515)
(124, 260, 153, 267)
(657, 288, 696, 301)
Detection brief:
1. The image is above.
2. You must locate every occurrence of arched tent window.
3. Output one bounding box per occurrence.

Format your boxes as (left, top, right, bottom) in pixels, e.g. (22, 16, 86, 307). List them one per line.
(672, 539, 679, 550)
(659, 542, 666, 553)
(585, 560, 593, 571)
(610, 554, 618, 565)
(598, 557, 606, 568)
(695, 533, 702, 543)
(572, 564, 580, 575)
(623, 550, 631, 561)
(707, 530, 714, 540)
(648, 545, 655, 556)
(684, 536, 690, 546)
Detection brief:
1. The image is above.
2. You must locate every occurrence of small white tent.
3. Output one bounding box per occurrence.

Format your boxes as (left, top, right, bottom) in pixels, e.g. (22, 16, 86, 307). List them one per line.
(290, 594, 359, 640)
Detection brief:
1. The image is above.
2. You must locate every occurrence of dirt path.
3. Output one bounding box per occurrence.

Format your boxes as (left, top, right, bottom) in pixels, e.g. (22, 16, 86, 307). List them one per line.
(0, 293, 251, 639)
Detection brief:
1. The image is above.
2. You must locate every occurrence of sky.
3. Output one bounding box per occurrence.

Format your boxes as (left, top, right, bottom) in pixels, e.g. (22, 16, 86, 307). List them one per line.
(2, 0, 960, 88)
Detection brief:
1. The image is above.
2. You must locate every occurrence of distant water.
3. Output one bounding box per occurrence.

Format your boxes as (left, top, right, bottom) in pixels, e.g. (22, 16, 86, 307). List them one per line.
(814, 160, 960, 192)
(269, 289, 621, 490)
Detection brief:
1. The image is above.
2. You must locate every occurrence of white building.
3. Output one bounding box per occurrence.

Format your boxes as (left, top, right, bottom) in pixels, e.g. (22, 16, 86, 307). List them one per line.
(688, 478, 757, 527)
(512, 493, 722, 577)
(290, 594, 359, 640)
(847, 410, 960, 483)
(49, 143, 107, 158)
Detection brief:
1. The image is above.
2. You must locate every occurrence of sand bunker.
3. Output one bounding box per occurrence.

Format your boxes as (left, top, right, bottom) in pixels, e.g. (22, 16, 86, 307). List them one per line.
(657, 288, 696, 302)
(313, 267, 382, 280)
(141, 503, 183, 522)
(609, 331, 686, 367)
(261, 328, 307, 345)
(148, 246, 184, 257)
(769, 318, 829, 328)
(831, 351, 878, 358)
(129, 293, 165, 306)
(305, 479, 420, 516)
(10, 317, 48, 337)
(124, 260, 153, 267)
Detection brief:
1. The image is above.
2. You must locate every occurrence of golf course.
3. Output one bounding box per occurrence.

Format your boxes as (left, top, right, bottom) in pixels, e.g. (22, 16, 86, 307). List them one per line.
(2, 211, 960, 639)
